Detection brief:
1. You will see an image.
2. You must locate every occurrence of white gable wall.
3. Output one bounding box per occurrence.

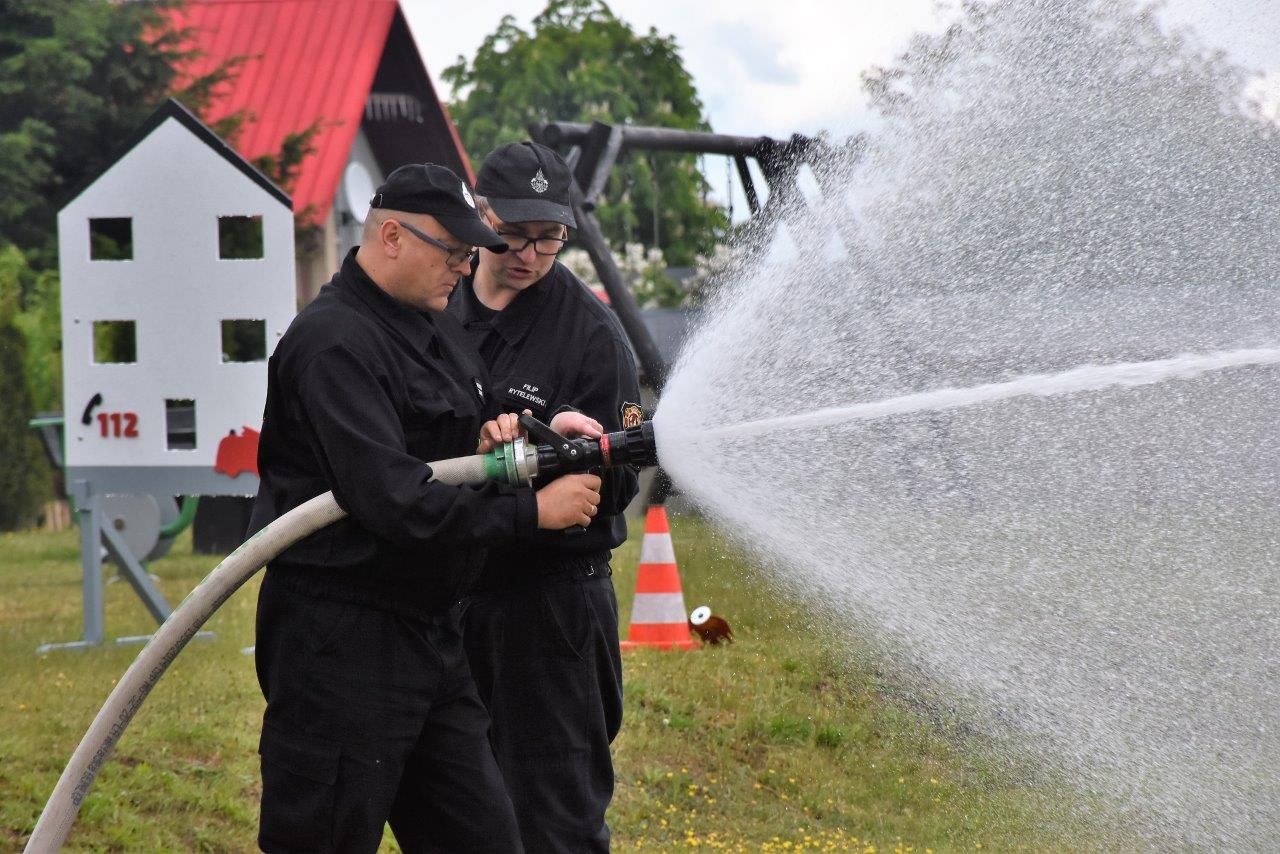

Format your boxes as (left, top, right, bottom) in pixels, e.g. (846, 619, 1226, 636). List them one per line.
(59, 116, 295, 493)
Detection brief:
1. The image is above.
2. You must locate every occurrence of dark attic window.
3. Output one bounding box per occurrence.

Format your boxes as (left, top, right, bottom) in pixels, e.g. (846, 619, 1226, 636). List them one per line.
(165, 399, 196, 450)
(218, 215, 264, 259)
(89, 217, 133, 260)
(221, 319, 267, 362)
(92, 320, 137, 364)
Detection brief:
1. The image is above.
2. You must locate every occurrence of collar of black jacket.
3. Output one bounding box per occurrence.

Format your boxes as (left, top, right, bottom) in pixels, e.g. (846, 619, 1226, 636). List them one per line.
(336, 248, 439, 355)
(457, 262, 560, 347)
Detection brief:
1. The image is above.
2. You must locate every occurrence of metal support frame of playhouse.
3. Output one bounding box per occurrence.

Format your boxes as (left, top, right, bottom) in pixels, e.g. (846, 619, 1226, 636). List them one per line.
(61, 481, 172, 652)
(28, 415, 179, 652)
(40, 474, 223, 655)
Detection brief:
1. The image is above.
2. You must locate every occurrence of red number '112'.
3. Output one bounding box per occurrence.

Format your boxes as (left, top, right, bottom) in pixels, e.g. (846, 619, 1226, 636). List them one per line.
(97, 412, 139, 438)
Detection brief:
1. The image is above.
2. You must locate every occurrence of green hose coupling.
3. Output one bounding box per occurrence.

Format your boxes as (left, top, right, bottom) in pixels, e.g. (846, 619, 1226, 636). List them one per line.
(483, 437, 537, 485)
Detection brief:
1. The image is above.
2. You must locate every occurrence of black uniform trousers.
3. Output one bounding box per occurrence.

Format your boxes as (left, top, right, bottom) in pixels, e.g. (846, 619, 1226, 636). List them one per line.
(462, 563, 624, 854)
(255, 572, 523, 853)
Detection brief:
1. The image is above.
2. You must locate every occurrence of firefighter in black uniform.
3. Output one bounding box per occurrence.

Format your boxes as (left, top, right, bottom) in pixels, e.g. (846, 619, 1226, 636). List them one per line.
(447, 142, 642, 853)
(249, 163, 603, 854)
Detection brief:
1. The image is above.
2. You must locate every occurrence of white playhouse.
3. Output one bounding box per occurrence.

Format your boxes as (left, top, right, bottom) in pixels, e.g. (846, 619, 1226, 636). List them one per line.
(50, 98, 295, 651)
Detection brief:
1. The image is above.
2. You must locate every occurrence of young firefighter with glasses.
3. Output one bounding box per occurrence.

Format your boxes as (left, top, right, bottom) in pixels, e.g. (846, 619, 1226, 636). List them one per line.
(447, 142, 642, 853)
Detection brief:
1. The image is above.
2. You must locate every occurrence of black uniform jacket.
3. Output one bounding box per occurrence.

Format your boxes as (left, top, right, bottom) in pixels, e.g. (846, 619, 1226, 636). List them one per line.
(447, 261, 641, 582)
(249, 250, 539, 615)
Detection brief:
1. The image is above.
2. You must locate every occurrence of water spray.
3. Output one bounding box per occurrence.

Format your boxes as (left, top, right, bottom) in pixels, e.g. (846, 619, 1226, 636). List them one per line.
(25, 416, 660, 852)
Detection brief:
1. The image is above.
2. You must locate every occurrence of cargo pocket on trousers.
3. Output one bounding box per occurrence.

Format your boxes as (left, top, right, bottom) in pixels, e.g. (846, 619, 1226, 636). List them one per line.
(541, 581, 594, 662)
(301, 595, 358, 658)
(259, 722, 341, 850)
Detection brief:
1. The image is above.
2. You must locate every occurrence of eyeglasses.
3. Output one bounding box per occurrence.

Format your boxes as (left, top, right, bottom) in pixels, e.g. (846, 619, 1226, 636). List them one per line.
(394, 220, 477, 267)
(497, 230, 567, 256)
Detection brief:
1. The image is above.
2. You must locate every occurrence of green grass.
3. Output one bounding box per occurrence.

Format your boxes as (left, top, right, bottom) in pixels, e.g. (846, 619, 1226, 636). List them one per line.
(0, 517, 1113, 851)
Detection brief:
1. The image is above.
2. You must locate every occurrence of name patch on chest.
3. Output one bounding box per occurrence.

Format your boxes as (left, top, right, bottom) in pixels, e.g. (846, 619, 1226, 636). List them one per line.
(505, 380, 549, 410)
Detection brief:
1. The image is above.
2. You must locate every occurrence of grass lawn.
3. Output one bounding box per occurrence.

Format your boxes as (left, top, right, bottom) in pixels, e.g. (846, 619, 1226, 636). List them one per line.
(1, 514, 1108, 851)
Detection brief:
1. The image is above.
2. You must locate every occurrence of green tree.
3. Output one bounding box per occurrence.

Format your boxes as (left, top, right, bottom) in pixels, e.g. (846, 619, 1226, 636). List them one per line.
(0, 245, 59, 412)
(0, 256, 48, 529)
(0, 0, 244, 267)
(443, 0, 726, 265)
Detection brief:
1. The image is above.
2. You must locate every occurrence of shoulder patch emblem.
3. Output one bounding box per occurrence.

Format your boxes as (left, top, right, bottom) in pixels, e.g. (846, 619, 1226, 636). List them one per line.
(620, 401, 643, 429)
(531, 168, 549, 194)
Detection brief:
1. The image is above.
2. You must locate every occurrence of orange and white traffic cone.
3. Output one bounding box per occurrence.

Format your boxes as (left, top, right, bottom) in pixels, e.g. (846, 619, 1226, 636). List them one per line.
(620, 505, 697, 650)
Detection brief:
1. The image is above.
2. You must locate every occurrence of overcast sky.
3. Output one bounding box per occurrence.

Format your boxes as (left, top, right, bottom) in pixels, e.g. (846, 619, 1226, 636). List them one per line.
(404, 0, 1280, 136)
(405, 0, 953, 139)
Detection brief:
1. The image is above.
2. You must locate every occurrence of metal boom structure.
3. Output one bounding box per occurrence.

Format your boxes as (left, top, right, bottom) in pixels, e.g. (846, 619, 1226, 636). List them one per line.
(528, 119, 863, 394)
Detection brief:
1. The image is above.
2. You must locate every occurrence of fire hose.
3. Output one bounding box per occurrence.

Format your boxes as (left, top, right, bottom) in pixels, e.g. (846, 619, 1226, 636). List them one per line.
(25, 417, 658, 852)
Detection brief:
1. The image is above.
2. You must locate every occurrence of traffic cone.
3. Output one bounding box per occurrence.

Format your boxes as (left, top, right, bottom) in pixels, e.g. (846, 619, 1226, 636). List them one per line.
(620, 505, 697, 650)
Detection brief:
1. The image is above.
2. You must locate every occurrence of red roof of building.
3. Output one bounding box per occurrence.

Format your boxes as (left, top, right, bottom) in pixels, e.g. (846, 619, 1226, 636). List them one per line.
(170, 0, 472, 223)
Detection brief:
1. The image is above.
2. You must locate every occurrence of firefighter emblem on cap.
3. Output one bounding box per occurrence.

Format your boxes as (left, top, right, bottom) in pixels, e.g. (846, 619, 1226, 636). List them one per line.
(461, 182, 476, 208)
(531, 168, 549, 194)
(620, 401, 643, 429)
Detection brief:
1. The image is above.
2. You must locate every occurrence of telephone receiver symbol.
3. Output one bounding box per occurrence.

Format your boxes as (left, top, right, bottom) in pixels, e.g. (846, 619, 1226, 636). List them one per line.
(81, 393, 104, 426)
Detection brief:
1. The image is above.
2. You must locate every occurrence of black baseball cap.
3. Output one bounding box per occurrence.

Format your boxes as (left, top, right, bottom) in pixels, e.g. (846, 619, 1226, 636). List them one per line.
(370, 163, 507, 252)
(476, 141, 577, 228)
